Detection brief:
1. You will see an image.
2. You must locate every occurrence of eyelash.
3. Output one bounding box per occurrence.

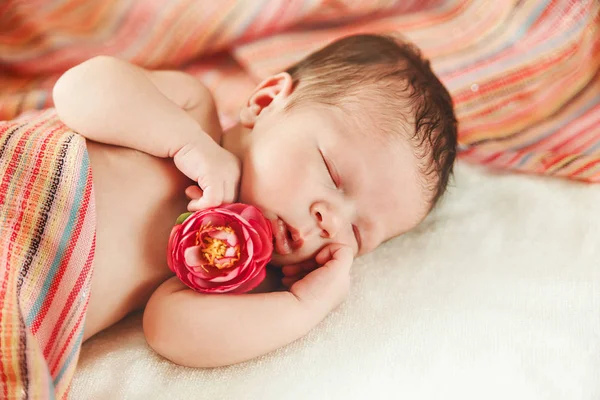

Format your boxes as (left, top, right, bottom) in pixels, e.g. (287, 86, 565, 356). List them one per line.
(320, 150, 339, 188)
(319, 150, 360, 250)
(352, 224, 361, 250)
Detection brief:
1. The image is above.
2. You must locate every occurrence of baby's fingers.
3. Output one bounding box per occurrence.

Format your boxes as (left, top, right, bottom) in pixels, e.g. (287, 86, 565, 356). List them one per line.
(282, 265, 303, 277)
(185, 185, 203, 200)
(187, 184, 223, 211)
(315, 243, 353, 267)
(282, 275, 305, 289)
(222, 180, 238, 205)
(290, 245, 353, 311)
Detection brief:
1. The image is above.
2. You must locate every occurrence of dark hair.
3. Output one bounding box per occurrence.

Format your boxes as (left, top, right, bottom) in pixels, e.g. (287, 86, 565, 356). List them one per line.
(285, 34, 457, 208)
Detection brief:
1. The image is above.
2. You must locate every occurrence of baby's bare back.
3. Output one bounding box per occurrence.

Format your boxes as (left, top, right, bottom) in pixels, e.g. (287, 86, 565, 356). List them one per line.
(83, 141, 190, 340)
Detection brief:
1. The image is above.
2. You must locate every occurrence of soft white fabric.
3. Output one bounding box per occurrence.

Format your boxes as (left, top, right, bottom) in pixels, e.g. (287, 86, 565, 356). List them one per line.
(71, 163, 600, 400)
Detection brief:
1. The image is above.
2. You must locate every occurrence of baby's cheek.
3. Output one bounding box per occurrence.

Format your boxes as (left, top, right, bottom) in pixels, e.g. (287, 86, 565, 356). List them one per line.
(237, 175, 259, 206)
(239, 171, 278, 210)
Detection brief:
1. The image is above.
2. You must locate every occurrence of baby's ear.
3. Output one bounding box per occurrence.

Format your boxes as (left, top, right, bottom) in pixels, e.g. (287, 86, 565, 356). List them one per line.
(240, 72, 293, 128)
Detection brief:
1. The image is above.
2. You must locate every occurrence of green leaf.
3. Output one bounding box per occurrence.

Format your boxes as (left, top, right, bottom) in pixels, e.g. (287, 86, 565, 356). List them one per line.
(175, 212, 193, 225)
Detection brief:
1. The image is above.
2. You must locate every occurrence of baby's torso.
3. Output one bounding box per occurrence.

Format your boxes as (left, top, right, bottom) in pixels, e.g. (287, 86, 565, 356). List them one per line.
(84, 141, 191, 340)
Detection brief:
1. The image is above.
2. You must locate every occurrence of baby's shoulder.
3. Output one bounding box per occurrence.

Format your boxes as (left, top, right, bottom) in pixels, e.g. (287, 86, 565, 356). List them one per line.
(147, 70, 223, 143)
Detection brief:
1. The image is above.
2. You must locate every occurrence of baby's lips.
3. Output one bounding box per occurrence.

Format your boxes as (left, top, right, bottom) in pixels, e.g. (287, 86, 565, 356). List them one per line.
(290, 236, 304, 251)
(269, 218, 280, 239)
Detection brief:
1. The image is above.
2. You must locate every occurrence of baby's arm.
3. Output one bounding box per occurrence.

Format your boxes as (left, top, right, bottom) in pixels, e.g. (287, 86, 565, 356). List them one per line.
(54, 56, 240, 208)
(142, 69, 222, 142)
(53, 56, 220, 157)
(143, 244, 352, 368)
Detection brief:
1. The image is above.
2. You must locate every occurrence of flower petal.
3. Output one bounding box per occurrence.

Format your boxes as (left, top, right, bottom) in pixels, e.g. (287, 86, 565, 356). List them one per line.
(221, 203, 250, 215)
(230, 267, 267, 294)
(184, 245, 206, 267)
(209, 267, 242, 282)
(225, 247, 237, 258)
(249, 220, 273, 264)
(209, 229, 239, 247)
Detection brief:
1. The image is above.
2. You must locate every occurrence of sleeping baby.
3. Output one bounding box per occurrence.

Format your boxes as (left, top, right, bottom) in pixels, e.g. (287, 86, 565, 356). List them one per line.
(0, 33, 456, 394)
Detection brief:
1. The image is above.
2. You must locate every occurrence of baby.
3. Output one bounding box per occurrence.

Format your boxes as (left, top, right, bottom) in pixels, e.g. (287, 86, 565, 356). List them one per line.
(50, 34, 457, 367)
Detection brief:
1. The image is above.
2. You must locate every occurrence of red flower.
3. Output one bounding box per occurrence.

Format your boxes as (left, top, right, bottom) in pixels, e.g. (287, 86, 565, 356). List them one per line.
(167, 204, 273, 294)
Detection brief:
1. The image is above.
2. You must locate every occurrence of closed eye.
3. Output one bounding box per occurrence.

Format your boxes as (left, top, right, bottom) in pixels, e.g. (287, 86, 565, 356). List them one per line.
(352, 224, 362, 253)
(319, 149, 340, 188)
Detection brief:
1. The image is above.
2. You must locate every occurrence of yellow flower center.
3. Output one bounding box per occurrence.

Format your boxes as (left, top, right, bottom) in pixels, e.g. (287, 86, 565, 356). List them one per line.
(198, 226, 240, 270)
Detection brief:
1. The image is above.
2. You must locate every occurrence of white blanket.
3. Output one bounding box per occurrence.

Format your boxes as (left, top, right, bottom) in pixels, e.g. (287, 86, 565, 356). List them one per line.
(71, 163, 600, 400)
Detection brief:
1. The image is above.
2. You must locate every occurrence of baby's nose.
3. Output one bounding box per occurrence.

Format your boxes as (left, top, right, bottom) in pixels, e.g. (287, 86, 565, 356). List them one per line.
(310, 202, 340, 239)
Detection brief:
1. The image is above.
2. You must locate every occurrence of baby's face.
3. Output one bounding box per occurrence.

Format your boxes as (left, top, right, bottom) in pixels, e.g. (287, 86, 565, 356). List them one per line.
(239, 105, 428, 266)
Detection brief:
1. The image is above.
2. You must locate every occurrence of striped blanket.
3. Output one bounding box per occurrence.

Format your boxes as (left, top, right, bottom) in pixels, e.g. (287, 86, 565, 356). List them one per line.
(0, 110, 96, 399)
(1, 0, 599, 181)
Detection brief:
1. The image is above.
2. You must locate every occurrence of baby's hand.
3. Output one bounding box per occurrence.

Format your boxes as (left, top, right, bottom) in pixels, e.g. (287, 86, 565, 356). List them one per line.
(287, 244, 353, 314)
(174, 140, 241, 210)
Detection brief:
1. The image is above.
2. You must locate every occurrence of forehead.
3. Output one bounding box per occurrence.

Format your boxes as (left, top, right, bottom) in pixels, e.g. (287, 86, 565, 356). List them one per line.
(299, 106, 428, 248)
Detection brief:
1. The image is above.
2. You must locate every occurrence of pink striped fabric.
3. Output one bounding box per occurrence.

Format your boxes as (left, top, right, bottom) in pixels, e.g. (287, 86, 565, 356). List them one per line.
(0, 110, 96, 399)
(1, 0, 598, 181)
